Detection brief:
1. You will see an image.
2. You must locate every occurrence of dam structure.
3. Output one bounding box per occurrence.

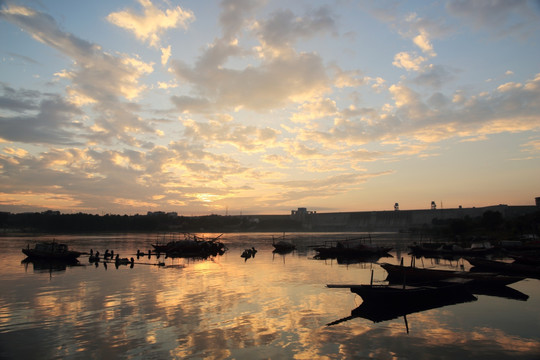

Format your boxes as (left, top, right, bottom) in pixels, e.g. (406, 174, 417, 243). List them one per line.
(287, 203, 538, 232)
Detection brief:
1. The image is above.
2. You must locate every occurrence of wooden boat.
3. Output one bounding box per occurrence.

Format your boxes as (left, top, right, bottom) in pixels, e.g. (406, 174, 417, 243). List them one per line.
(409, 241, 495, 257)
(22, 241, 81, 260)
(152, 233, 226, 258)
(272, 240, 296, 252)
(508, 254, 540, 266)
(467, 257, 540, 276)
(380, 262, 523, 286)
(328, 279, 469, 304)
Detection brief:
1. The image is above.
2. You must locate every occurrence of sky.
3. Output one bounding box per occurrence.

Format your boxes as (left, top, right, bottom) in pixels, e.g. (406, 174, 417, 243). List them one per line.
(0, 0, 539, 216)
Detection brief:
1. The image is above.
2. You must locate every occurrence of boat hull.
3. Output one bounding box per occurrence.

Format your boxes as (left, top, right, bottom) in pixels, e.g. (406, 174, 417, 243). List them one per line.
(381, 263, 523, 286)
(22, 242, 81, 261)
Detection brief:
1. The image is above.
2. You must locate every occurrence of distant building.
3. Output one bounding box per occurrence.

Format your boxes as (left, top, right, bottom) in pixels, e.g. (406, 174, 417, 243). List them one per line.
(291, 207, 316, 221)
(536, 197, 540, 207)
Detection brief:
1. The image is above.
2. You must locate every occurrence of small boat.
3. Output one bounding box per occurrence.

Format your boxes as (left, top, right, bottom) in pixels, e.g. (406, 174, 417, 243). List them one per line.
(151, 233, 226, 258)
(467, 257, 540, 277)
(22, 241, 81, 261)
(380, 262, 523, 286)
(272, 240, 296, 252)
(271, 234, 296, 254)
(508, 254, 540, 266)
(328, 279, 470, 304)
(409, 241, 495, 257)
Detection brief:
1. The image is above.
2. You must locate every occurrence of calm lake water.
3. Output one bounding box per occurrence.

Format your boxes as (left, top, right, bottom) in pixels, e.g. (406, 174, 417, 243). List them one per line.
(0, 233, 539, 359)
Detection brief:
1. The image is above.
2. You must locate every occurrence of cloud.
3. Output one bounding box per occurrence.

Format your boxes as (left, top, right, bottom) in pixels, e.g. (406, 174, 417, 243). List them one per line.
(253, 6, 336, 57)
(1, 3, 157, 143)
(446, 0, 540, 38)
(300, 72, 540, 153)
(183, 117, 280, 153)
(290, 98, 338, 124)
(413, 29, 436, 56)
(412, 64, 456, 88)
(171, 51, 330, 113)
(0, 141, 251, 213)
(219, 0, 264, 41)
(0, 88, 85, 145)
(263, 171, 393, 206)
(107, 0, 194, 47)
(392, 51, 426, 71)
(169, 3, 336, 113)
(160, 45, 171, 66)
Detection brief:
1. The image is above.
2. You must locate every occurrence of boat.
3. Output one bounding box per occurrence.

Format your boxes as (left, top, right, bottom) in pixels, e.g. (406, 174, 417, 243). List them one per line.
(380, 262, 523, 286)
(272, 240, 296, 252)
(466, 257, 540, 277)
(328, 278, 470, 304)
(409, 241, 495, 257)
(508, 253, 540, 266)
(151, 233, 226, 258)
(22, 241, 81, 261)
(314, 237, 392, 259)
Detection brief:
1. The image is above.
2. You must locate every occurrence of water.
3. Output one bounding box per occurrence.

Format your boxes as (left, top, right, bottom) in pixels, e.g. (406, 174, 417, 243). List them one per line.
(1, 233, 539, 359)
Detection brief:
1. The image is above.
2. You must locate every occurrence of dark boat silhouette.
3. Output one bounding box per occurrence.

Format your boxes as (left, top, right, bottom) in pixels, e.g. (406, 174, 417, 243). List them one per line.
(381, 262, 523, 286)
(327, 289, 478, 327)
(22, 241, 81, 261)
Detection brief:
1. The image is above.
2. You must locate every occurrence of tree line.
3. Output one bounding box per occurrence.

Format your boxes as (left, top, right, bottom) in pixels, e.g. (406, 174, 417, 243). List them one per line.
(0, 211, 303, 233)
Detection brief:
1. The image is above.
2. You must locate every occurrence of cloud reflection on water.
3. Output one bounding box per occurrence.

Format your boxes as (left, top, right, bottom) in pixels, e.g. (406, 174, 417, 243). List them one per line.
(0, 234, 539, 359)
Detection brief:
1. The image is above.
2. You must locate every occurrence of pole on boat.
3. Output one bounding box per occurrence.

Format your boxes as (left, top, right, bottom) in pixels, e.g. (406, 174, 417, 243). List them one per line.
(370, 269, 374, 285)
(404, 315, 409, 334)
(400, 257, 406, 289)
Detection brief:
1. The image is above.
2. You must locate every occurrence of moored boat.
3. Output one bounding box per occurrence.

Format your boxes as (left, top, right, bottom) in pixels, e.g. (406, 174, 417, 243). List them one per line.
(272, 241, 296, 252)
(22, 241, 81, 261)
(467, 257, 540, 277)
(409, 241, 495, 257)
(328, 279, 470, 304)
(151, 233, 226, 258)
(380, 262, 523, 286)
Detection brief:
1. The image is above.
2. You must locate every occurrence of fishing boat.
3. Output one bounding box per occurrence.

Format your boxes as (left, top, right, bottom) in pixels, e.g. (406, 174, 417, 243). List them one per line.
(327, 278, 469, 304)
(272, 241, 296, 252)
(467, 257, 540, 277)
(270, 234, 296, 253)
(380, 262, 523, 286)
(409, 241, 495, 257)
(151, 233, 226, 258)
(22, 241, 81, 261)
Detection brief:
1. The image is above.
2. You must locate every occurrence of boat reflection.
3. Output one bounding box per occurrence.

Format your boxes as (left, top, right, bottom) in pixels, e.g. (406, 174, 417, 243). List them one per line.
(328, 289, 478, 327)
(21, 257, 82, 273)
